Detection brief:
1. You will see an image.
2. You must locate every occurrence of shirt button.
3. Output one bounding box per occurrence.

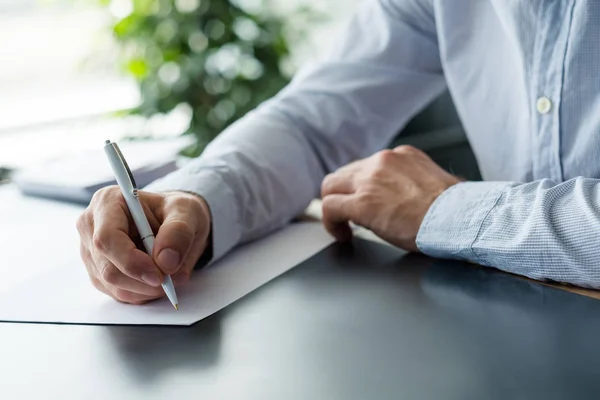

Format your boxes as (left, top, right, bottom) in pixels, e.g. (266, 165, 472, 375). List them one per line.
(536, 96, 552, 114)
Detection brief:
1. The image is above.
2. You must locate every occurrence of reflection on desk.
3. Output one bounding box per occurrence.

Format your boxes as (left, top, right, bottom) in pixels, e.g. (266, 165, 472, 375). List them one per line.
(2, 239, 600, 398)
(2, 186, 600, 399)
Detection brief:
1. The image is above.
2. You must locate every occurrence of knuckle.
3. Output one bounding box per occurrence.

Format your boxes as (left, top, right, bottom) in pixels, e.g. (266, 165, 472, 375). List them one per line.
(113, 288, 135, 304)
(394, 145, 418, 155)
(75, 212, 88, 234)
(93, 185, 119, 201)
(321, 197, 333, 217)
(368, 151, 396, 178)
(101, 264, 120, 285)
(374, 149, 396, 164)
(91, 186, 125, 211)
(321, 174, 335, 194)
(92, 230, 110, 253)
(364, 165, 386, 183)
(186, 193, 205, 214)
(80, 246, 92, 266)
(181, 195, 209, 229)
(90, 187, 109, 205)
(167, 219, 195, 240)
(171, 191, 198, 208)
(166, 195, 206, 233)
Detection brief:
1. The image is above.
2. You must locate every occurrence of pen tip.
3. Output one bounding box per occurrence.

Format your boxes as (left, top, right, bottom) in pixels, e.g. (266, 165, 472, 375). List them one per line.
(174, 304, 179, 311)
(104, 139, 111, 145)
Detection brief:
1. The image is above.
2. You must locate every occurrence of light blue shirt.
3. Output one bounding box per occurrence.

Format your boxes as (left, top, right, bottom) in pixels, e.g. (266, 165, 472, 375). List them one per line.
(148, 0, 600, 288)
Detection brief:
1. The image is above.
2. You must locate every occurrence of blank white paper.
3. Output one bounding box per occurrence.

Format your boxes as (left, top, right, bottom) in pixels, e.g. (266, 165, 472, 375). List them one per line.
(0, 222, 334, 326)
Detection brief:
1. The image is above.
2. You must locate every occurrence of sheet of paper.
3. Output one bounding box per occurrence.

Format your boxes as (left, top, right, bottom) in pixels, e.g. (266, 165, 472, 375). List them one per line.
(0, 222, 334, 326)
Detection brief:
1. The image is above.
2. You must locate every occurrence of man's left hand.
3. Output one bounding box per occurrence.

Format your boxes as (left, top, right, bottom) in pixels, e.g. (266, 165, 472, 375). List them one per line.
(321, 145, 461, 252)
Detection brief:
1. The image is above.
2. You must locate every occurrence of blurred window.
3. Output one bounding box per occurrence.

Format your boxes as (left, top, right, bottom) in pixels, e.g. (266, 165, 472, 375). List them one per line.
(0, 0, 357, 170)
(0, 0, 138, 169)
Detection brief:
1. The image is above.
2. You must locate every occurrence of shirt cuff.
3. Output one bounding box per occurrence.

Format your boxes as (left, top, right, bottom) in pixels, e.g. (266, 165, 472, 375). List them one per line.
(416, 181, 509, 262)
(144, 168, 241, 264)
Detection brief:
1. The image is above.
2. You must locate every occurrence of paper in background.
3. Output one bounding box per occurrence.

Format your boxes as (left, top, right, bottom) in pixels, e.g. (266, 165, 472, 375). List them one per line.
(13, 139, 187, 204)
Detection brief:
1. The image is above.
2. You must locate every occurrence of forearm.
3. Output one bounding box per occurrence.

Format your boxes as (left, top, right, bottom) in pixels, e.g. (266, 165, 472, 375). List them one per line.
(146, 105, 327, 261)
(148, 0, 446, 261)
(417, 178, 600, 288)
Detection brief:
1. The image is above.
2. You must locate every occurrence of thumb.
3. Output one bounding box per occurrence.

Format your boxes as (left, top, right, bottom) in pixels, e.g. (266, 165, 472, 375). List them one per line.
(153, 203, 196, 275)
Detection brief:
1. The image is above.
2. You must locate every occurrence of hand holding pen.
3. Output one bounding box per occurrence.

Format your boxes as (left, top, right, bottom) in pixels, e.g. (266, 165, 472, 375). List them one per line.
(76, 141, 212, 307)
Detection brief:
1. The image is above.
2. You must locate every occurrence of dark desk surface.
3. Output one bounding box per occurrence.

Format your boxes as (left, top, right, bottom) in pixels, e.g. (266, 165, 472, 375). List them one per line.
(2, 237, 600, 400)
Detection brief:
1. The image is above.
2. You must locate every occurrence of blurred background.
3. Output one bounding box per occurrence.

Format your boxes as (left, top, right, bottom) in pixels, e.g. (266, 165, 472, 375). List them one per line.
(0, 0, 478, 188)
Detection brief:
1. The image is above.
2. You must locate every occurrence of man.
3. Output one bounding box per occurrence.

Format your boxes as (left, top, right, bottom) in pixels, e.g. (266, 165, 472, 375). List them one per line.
(77, 0, 600, 304)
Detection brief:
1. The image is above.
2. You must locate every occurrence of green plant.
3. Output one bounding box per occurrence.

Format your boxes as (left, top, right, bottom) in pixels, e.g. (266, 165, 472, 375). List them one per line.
(99, 0, 312, 157)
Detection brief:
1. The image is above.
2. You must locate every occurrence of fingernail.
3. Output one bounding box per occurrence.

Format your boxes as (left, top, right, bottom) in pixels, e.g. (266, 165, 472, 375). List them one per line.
(158, 248, 181, 272)
(141, 273, 162, 287)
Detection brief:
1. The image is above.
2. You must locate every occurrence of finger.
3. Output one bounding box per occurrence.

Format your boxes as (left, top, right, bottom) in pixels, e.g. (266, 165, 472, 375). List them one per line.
(170, 233, 210, 288)
(92, 204, 163, 287)
(321, 172, 356, 198)
(91, 249, 165, 297)
(93, 228, 163, 287)
(108, 287, 163, 305)
(76, 209, 94, 244)
(335, 158, 364, 175)
(92, 273, 158, 305)
(153, 196, 205, 275)
(321, 194, 355, 242)
(392, 144, 424, 157)
(81, 244, 111, 297)
(83, 247, 157, 304)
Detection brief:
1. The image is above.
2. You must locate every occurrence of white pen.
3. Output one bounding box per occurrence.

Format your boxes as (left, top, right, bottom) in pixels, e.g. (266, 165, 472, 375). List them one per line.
(103, 140, 179, 310)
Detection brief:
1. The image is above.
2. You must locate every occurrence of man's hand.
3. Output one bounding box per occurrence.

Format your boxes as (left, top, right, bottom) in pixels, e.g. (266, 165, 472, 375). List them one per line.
(76, 187, 211, 304)
(321, 145, 461, 252)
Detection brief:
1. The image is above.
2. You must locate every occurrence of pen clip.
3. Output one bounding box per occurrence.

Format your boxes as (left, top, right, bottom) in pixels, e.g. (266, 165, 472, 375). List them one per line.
(107, 141, 138, 191)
